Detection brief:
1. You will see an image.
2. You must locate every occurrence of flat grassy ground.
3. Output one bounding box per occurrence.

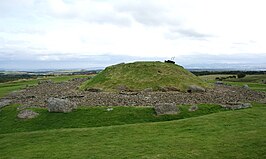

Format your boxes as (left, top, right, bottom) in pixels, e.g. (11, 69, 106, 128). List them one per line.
(199, 74, 266, 92)
(0, 75, 88, 98)
(0, 103, 265, 158)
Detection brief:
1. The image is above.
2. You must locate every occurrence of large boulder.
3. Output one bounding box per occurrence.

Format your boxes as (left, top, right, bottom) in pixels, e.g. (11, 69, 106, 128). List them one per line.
(243, 84, 249, 89)
(215, 81, 224, 85)
(187, 85, 206, 93)
(0, 99, 12, 108)
(17, 110, 39, 119)
(47, 97, 76, 113)
(221, 102, 252, 110)
(154, 103, 179, 115)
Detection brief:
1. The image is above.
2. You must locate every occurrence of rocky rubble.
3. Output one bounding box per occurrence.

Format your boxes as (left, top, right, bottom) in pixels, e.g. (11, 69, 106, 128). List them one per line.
(4, 78, 266, 108)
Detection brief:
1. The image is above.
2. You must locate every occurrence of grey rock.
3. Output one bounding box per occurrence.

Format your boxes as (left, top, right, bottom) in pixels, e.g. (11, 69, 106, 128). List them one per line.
(85, 88, 102, 92)
(243, 84, 249, 89)
(187, 85, 206, 93)
(143, 88, 153, 92)
(259, 98, 266, 104)
(47, 97, 76, 113)
(0, 99, 12, 108)
(189, 105, 198, 112)
(242, 103, 252, 108)
(215, 81, 224, 85)
(116, 85, 129, 91)
(119, 91, 138, 95)
(17, 110, 39, 119)
(154, 103, 179, 115)
(221, 102, 252, 110)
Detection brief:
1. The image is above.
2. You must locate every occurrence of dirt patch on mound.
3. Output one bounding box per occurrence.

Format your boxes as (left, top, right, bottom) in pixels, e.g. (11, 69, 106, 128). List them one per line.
(4, 78, 266, 107)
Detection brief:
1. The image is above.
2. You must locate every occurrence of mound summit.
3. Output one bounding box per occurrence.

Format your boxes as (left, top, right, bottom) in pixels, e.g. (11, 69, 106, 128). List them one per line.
(81, 61, 208, 92)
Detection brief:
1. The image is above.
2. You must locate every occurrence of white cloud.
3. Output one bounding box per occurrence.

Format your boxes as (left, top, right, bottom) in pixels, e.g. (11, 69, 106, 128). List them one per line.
(0, 0, 266, 70)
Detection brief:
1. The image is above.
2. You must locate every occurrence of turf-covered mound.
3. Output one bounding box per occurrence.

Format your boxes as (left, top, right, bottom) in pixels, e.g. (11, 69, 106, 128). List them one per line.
(81, 61, 208, 92)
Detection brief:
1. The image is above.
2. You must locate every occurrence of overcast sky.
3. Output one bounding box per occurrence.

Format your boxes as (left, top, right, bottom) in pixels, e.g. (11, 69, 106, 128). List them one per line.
(0, 0, 266, 70)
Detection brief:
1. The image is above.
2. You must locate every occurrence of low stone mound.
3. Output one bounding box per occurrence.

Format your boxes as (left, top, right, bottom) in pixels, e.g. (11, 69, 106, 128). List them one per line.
(47, 97, 76, 113)
(154, 103, 179, 115)
(17, 110, 39, 119)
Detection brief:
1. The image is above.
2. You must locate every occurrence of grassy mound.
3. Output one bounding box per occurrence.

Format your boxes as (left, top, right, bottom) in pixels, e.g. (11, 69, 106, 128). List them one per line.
(81, 61, 208, 92)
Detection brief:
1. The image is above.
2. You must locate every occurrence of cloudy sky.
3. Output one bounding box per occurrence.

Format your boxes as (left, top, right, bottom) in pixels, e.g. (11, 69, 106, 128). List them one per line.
(0, 0, 266, 70)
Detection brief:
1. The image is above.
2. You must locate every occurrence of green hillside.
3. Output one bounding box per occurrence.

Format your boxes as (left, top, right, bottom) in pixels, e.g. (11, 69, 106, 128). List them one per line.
(81, 61, 208, 92)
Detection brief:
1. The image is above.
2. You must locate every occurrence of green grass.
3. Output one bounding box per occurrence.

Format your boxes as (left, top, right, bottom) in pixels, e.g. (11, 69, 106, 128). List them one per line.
(0, 103, 265, 158)
(81, 61, 209, 92)
(0, 75, 88, 98)
(0, 104, 226, 134)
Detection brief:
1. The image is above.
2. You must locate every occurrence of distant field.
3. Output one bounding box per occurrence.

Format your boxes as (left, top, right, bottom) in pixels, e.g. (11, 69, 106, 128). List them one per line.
(0, 75, 89, 98)
(199, 74, 266, 92)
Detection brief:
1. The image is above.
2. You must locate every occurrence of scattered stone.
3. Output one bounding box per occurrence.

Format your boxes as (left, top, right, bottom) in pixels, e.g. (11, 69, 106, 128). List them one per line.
(158, 87, 167, 92)
(5, 77, 266, 107)
(17, 110, 39, 119)
(117, 85, 129, 91)
(259, 98, 266, 104)
(154, 103, 178, 115)
(215, 81, 224, 85)
(221, 102, 252, 110)
(38, 80, 53, 85)
(47, 97, 76, 113)
(119, 91, 138, 95)
(143, 88, 153, 92)
(189, 105, 198, 112)
(243, 84, 249, 89)
(187, 85, 206, 93)
(0, 99, 12, 108)
(107, 107, 113, 111)
(17, 105, 39, 111)
(85, 88, 102, 92)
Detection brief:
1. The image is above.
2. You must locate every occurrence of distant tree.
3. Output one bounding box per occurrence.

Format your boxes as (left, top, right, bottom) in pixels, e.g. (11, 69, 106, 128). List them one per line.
(237, 73, 246, 78)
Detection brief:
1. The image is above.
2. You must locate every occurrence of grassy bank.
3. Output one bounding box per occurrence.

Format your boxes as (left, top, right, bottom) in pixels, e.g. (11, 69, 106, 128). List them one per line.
(0, 104, 226, 134)
(1, 103, 265, 158)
